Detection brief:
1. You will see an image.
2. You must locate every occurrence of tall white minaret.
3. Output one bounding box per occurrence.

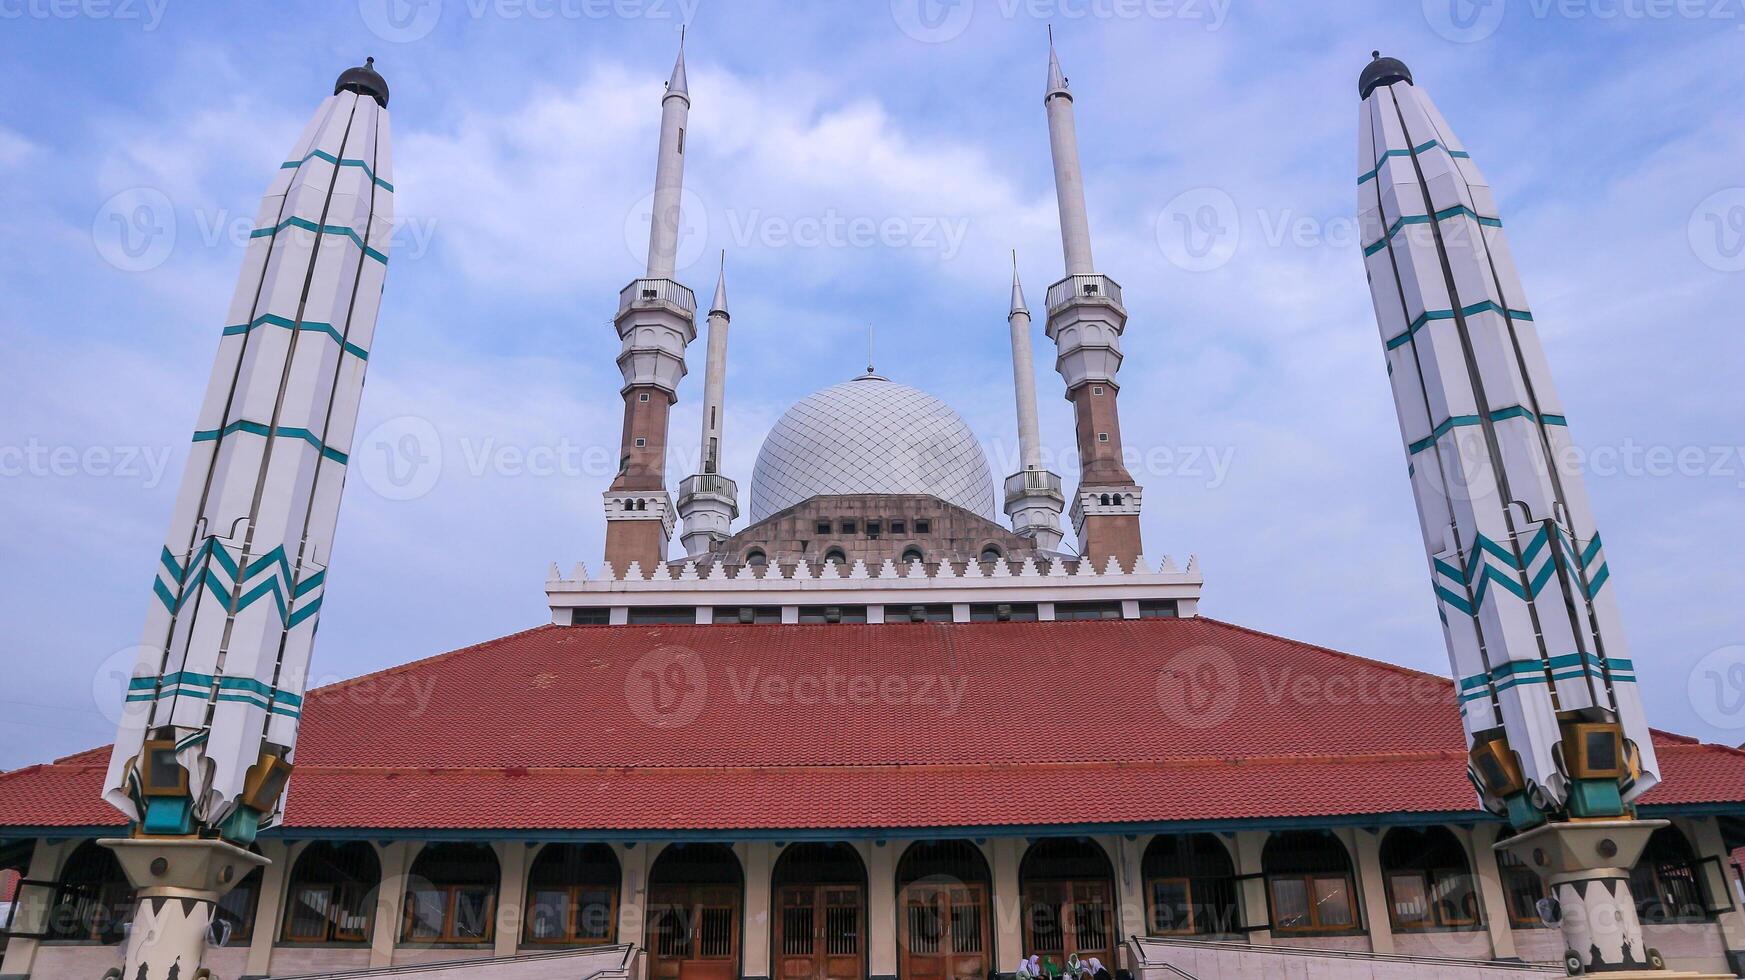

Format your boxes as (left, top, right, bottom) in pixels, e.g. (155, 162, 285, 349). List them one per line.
(1045, 37, 1094, 275)
(1002, 255, 1064, 551)
(1040, 33, 1144, 568)
(99, 59, 394, 980)
(678, 253, 739, 556)
(647, 30, 690, 278)
(1358, 52, 1659, 974)
(604, 37, 699, 573)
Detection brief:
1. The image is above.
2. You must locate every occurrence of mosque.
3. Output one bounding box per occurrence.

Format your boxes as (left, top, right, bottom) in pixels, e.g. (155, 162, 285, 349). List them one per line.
(2, 37, 1745, 980)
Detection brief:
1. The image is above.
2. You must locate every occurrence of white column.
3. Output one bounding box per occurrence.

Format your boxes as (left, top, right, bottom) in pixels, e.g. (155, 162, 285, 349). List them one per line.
(741, 841, 774, 979)
(1109, 835, 1148, 953)
(867, 842, 899, 980)
(1465, 823, 1517, 960)
(495, 841, 530, 957)
(1232, 832, 1271, 945)
(370, 841, 413, 969)
(619, 842, 653, 980)
(989, 838, 1024, 971)
(0, 838, 68, 978)
(245, 839, 292, 977)
(1347, 827, 1393, 954)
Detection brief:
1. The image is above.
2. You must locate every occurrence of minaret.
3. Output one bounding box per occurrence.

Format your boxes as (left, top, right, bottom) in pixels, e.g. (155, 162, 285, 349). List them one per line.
(604, 38, 698, 572)
(1002, 255, 1065, 551)
(1041, 34, 1143, 567)
(1358, 53, 1660, 974)
(98, 59, 395, 979)
(677, 253, 739, 556)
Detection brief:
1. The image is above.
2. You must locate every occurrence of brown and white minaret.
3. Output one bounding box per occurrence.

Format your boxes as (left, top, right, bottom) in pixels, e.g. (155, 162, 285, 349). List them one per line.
(1041, 35, 1143, 567)
(604, 38, 697, 573)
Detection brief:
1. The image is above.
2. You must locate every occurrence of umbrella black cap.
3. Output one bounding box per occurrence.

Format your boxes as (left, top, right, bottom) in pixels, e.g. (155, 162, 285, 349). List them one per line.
(1359, 51, 1412, 99)
(335, 57, 390, 108)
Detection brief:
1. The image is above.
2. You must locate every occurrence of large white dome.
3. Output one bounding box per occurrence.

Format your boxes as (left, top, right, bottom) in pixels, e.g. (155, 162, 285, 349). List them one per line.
(748, 374, 998, 522)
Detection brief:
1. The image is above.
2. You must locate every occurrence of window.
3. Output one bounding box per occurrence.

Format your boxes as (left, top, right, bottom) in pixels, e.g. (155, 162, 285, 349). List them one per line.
(867, 521, 882, 538)
(743, 549, 768, 567)
(627, 607, 697, 625)
(1097, 432, 1109, 443)
(1262, 831, 1358, 934)
(282, 842, 381, 944)
(639, 392, 651, 402)
(914, 520, 931, 534)
(677, 127, 685, 153)
(402, 843, 499, 944)
(712, 606, 781, 624)
(1092, 385, 1104, 395)
(891, 520, 907, 534)
(1054, 601, 1122, 621)
(816, 522, 833, 535)
(969, 603, 1038, 622)
(634, 437, 647, 448)
(901, 548, 925, 565)
(1019, 839, 1115, 964)
(46, 842, 134, 943)
(1495, 842, 1547, 929)
(1380, 828, 1478, 932)
(797, 605, 868, 624)
(1138, 600, 1178, 619)
(212, 851, 265, 946)
(839, 520, 857, 535)
(1143, 834, 1238, 936)
(885, 604, 952, 623)
(1631, 826, 1710, 924)
(525, 844, 620, 946)
(979, 546, 1003, 564)
(572, 608, 611, 625)
(823, 548, 848, 566)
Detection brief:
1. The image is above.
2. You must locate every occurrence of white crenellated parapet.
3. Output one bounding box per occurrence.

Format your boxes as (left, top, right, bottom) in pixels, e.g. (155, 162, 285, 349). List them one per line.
(544, 550, 1203, 621)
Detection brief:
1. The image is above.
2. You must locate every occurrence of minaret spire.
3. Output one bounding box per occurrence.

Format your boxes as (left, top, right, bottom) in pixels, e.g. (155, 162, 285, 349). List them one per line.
(677, 249, 739, 556)
(1357, 53, 1659, 974)
(1039, 31, 1143, 568)
(606, 39, 703, 571)
(646, 29, 691, 278)
(1044, 30, 1093, 275)
(1003, 252, 1065, 551)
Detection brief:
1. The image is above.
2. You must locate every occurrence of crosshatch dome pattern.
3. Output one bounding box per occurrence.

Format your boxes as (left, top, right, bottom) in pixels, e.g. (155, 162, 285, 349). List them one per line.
(748, 374, 999, 523)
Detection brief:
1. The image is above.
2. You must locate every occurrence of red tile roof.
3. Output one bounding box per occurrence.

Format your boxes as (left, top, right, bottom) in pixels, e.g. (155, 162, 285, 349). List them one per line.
(4, 618, 1743, 832)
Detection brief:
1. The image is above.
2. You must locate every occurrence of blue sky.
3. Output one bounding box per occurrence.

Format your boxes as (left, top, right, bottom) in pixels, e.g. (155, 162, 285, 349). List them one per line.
(0, 0, 1740, 770)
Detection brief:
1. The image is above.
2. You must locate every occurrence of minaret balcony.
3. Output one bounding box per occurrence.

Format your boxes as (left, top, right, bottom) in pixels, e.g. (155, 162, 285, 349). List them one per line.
(1003, 469, 1064, 508)
(677, 472, 740, 517)
(1045, 273, 1124, 316)
(619, 277, 697, 318)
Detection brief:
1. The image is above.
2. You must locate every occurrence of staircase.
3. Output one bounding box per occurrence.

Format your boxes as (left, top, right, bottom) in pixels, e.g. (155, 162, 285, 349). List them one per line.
(271, 943, 636, 980)
(1129, 935, 1559, 979)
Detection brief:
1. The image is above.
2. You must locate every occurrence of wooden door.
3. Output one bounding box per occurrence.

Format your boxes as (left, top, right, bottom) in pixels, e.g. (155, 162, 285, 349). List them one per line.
(1022, 879, 1113, 966)
(648, 884, 740, 980)
(898, 882, 988, 980)
(776, 884, 865, 980)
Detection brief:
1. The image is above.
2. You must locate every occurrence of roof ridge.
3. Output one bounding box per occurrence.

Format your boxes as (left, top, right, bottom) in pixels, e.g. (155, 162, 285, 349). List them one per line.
(1193, 616, 1456, 686)
(307, 621, 559, 696)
